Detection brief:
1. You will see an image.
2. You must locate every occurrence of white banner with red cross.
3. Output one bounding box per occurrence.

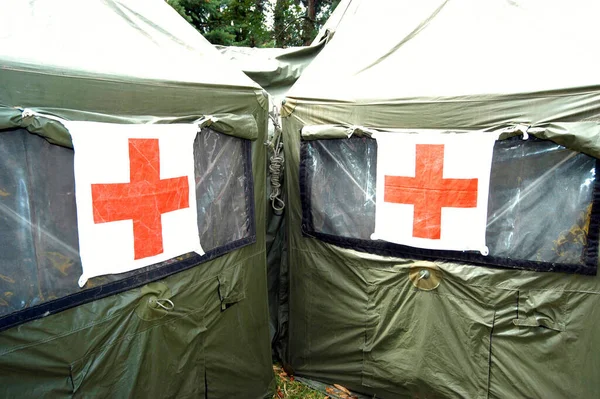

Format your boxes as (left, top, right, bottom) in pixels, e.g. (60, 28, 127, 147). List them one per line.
(66, 122, 204, 287)
(371, 131, 498, 255)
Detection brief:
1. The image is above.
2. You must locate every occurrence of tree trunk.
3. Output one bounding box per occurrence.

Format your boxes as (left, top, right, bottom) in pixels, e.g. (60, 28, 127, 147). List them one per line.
(302, 0, 317, 45)
(274, 0, 287, 47)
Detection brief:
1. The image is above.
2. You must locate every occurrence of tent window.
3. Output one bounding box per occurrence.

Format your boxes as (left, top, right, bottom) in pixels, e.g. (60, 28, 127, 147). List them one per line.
(300, 136, 599, 275)
(0, 127, 255, 330)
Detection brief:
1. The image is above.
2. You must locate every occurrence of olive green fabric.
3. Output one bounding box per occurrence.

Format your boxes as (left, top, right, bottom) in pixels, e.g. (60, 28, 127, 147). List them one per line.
(0, 109, 260, 148)
(301, 124, 375, 140)
(0, 108, 73, 148)
(299, 122, 600, 160)
(284, 111, 600, 398)
(209, 113, 260, 141)
(0, 250, 272, 398)
(0, 0, 273, 397)
(281, 0, 600, 397)
(217, 41, 330, 355)
(218, 41, 328, 104)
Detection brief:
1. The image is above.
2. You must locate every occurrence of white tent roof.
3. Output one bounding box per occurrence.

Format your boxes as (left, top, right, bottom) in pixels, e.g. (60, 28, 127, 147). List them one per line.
(289, 0, 600, 102)
(0, 0, 258, 89)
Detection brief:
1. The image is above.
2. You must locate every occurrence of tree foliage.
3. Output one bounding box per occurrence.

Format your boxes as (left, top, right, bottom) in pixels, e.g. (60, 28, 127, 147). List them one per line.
(167, 0, 340, 48)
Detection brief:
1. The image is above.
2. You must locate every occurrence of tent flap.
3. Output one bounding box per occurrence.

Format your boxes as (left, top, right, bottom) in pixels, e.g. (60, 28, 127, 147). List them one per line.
(0, 108, 261, 147)
(0, 108, 73, 148)
(0, 0, 273, 397)
(280, 0, 600, 396)
(209, 113, 259, 141)
(299, 121, 600, 159)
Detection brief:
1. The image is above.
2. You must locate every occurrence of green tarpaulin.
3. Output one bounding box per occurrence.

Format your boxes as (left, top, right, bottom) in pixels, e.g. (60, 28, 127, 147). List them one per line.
(0, 0, 273, 397)
(280, 0, 600, 397)
(218, 39, 331, 355)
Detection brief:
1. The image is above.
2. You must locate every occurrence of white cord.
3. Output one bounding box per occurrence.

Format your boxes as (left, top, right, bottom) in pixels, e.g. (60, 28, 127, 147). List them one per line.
(267, 106, 285, 214)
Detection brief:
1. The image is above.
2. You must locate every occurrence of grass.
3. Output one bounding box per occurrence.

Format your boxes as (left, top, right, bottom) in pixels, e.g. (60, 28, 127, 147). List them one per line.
(273, 363, 326, 399)
(272, 363, 359, 399)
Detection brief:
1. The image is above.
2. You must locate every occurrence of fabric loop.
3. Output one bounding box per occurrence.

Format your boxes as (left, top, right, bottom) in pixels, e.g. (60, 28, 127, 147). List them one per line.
(346, 125, 377, 138)
(155, 298, 175, 311)
(195, 115, 218, 131)
(497, 123, 546, 141)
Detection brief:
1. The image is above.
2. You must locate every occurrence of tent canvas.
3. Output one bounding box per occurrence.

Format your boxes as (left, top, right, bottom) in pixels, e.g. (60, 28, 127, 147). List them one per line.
(217, 36, 333, 353)
(218, 42, 328, 103)
(281, 0, 600, 397)
(0, 0, 273, 397)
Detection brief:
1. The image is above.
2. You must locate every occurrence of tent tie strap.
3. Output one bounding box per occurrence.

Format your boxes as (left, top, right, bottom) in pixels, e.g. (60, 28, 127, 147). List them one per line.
(148, 297, 175, 311)
(18, 107, 68, 124)
(267, 106, 285, 214)
(155, 298, 174, 311)
(498, 124, 545, 140)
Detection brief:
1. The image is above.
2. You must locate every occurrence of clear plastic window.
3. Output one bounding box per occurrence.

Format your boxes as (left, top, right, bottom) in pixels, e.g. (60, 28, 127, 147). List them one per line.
(301, 136, 598, 274)
(0, 127, 254, 320)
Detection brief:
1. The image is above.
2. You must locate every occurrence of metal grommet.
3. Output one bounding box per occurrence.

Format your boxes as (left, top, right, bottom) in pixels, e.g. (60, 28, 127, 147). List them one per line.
(409, 262, 441, 291)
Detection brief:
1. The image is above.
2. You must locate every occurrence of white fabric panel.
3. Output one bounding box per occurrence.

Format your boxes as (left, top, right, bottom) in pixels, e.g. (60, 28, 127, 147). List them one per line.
(67, 122, 204, 287)
(372, 131, 497, 254)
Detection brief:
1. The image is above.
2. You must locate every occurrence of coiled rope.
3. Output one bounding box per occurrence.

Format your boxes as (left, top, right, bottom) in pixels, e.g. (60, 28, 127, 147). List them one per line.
(267, 106, 285, 214)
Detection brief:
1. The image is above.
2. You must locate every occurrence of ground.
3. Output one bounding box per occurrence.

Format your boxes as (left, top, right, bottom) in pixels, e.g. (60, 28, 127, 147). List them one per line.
(273, 363, 358, 399)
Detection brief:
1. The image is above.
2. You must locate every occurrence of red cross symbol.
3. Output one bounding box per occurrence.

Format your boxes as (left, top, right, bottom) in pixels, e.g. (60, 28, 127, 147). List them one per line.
(91, 138, 190, 260)
(384, 144, 478, 240)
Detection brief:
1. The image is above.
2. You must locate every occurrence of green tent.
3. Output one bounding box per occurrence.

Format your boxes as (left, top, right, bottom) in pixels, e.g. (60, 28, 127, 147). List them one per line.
(281, 0, 600, 397)
(218, 43, 328, 104)
(217, 38, 333, 355)
(0, 0, 273, 397)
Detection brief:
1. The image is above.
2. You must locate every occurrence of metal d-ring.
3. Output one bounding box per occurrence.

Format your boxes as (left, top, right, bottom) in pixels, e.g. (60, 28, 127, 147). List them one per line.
(155, 298, 175, 311)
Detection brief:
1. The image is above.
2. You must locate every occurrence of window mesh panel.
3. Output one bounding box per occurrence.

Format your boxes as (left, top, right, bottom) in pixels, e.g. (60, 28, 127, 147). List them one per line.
(302, 136, 597, 272)
(0, 127, 253, 319)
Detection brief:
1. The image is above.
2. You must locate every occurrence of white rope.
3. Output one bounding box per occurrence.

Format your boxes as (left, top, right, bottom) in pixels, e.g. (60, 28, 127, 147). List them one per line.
(155, 298, 175, 311)
(267, 106, 285, 214)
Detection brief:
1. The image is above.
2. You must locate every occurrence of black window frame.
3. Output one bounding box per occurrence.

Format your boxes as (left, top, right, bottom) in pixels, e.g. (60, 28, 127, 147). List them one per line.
(0, 128, 256, 332)
(300, 136, 600, 275)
